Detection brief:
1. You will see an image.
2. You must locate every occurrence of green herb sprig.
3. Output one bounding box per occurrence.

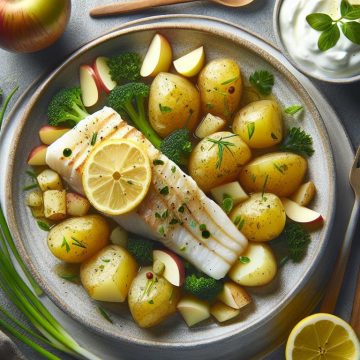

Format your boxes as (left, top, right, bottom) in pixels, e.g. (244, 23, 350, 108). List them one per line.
(306, 0, 360, 51)
(249, 70, 274, 96)
(207, 134, 237, 169)
(280, 127, 314, 157)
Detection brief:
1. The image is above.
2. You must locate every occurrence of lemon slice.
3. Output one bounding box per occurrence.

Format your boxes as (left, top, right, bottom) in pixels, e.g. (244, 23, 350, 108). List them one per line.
(286, 313, 360, 360)
(82, 139, 151, 215)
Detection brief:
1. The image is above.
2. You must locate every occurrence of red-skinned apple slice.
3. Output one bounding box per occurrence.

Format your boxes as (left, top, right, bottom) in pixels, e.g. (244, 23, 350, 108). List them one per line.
(93, 57, 117, 93)
(281, 198, 323, 224)
(39, 125, 69, 145)
(80, 64, 100, 108)
(27, 145, 48, 166)
(153, 249, 185, 287)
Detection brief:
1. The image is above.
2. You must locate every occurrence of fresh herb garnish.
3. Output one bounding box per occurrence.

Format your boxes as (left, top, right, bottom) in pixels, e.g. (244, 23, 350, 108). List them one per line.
(61, 237, 70, 253)
(306, 1, 360, 51)
(202, 230, 211, 239)
(0, 86, 18, 130)
(59, 274, 80, 283)
(169, 218, 179, 225)
(280, 127, 314, 157)
(285, 105, 303, 115)
(161, 209, 169, 219)
(90, 132, 98, 146)
(273, 162, 286, 174)
(222, 196, 234, 214)
(239, 256, 251, 264)
(159, 186, 169, 195)
(221, 76, 239, 85)
(233, 215, 245, 230)
(159, 104, 172, 113)
(37, 221, 50, 232)
(23, 183, 38, 191)
(271, 132, 278, 140)
(249, 70, 274, 95)
(26, 170, 37, 179)
(153, 159, 164, 166)
(63, 148, 72, 157)
(158, 225, 165, 236)
(148, 299, 154, 304)
(207, 134, 237, 169)
(189, 219, 197, 228)
(171, 166, 176, 173)
(262, 174, 269, 199)
(247, 122, 255, 140)
(155, 212, 161, 219)
(71, 237, 86, 249)
(102, 259, 110, 263)
(97, 306, 113, 323)
(199, 224, 207, 231)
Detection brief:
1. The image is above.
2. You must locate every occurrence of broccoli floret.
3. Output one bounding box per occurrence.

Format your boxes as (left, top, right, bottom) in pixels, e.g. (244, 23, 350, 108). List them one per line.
(184, 273, 223, 301)
(108, 83, 162, 149)
(107, 53, 141, 83)
(160, 128, 192, 166)
(284, 222, 311, 262)
(47, 87, 89, 127)
(127, 236, 154, 265)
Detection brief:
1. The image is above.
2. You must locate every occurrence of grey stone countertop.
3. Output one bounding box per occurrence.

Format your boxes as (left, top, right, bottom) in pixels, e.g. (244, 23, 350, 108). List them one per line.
(0, 1, 359, 359)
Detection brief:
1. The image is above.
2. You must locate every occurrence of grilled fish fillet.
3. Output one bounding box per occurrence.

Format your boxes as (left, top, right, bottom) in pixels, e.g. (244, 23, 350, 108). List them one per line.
(46, 107, 248, 279)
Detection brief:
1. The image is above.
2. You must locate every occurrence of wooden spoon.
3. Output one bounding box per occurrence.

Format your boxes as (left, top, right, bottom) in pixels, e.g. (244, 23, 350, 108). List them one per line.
(90, 0, 255, 17)
(320, 145, 360, 314)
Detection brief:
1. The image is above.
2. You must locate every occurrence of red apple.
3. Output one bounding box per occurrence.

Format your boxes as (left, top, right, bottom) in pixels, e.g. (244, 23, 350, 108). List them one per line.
(27, 145, 48, 166)
(93, 56, 117, 93)
(153, 249, 185, 287)
(281, 198, 323, 224)
(39, 125, 69, 145)
(79, 64, 101, 108)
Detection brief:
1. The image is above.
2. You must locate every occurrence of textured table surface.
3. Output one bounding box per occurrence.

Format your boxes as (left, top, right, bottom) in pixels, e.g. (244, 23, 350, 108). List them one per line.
(0, 1, 359, 359)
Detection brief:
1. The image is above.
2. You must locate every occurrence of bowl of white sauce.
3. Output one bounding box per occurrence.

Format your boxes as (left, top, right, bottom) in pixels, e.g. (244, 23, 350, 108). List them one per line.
(274, 0, 360, 83)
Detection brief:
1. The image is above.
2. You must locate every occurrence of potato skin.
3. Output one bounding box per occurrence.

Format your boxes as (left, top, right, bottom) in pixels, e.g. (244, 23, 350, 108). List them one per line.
(230, 193, 286, 242)
(239, 152, 307, 197)
(232, 100, 283, 149)
(189, 131, 252, 192)
(47, 215, 110, 263)
(148, 72, 200, 137)
(128, 267, 180, 328)
(80, 245, 138, 302)
(198, 58, 242, 120)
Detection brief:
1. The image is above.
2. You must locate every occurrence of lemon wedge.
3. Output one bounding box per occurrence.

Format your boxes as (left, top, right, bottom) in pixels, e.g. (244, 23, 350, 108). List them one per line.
(82, 139, 151, 215)
(286, 313, 360, 360)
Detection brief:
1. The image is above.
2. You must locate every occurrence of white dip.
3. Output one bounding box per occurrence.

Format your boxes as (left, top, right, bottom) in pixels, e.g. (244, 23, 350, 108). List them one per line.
(279, 0, 360, 79)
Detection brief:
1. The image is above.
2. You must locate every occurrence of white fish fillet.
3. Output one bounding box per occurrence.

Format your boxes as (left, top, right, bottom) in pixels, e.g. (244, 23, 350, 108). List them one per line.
(46, 107, 248, 279)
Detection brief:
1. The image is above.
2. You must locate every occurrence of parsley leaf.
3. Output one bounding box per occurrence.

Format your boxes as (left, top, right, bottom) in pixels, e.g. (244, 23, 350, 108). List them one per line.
(280, 127, 314, 157)
(159, 104, 172, 113)
(284, 105, 303, 115)
(249, 70, 274, 96)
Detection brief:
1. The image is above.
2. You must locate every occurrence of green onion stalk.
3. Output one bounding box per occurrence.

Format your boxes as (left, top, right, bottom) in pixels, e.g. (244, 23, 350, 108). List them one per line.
(0, 205, 101, 360)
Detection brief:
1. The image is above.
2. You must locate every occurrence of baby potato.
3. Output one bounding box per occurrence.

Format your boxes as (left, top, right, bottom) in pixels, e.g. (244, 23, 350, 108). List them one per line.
(189, 131, 252, 192)
(239, 152, 307, 197)
(232, 100, 283, 148)
(148, 72, 200, 137)
(47, 215, 110, 263)
(128, 267, 180, 328)
(229, 242, 277, 287)
(230, 193, 286, 242)
(198, 58, 242, 120)
(80, 245, 138, 302)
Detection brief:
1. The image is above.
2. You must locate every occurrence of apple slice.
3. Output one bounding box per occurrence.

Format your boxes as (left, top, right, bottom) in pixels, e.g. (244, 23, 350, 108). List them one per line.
(39, 125, 70, 145)
(281, 198, 323, 224)
(210, 302, 240, 323)
(93, 56, 117, 93)
(66, 192, 91, 217)
(217, 281, 252, 310)
(210, 181, 249, 207)
(80, 64, 100, 108)
(173, 46, 205, 77)
(153, 249, 185, 286)
(290, 181, 316, 207)
(27, 145, 48, 166)
(140, 34, 172, 77)
(177, 295, 210, 327)
(195, 113, 226, 139)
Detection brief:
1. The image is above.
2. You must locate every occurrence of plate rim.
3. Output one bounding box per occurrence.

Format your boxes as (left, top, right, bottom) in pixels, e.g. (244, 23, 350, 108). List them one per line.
(3, 20, 336, 349)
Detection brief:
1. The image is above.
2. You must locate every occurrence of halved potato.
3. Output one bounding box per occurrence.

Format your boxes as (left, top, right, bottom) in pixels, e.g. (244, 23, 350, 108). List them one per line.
(37, 169, 63, 191)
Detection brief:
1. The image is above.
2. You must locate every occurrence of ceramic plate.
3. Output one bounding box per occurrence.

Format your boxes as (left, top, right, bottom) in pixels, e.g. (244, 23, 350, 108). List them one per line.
(4, 23, 336, 359)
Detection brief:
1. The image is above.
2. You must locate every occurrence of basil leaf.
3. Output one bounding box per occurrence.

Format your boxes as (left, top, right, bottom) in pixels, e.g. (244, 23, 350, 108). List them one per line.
(341, 21, 360, 44)
(285, 105, 303, 115)
(318, 24, 340, 51)
(306, 13, 333, 31)
(340, 0, 351, 16)
(344, 7, 360, 20)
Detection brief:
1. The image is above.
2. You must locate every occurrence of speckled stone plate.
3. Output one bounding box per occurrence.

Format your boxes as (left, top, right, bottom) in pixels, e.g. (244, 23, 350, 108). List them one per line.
(2, 20, 337, 360)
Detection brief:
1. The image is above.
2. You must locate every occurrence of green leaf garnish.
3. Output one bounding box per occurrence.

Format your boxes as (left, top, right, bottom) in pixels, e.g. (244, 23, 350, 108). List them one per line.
(159, 186, 169, 195)
(247, 122, 255, 140)
(59, 273, 80, 283)
(23, 183, 38, 191)
(284, 105, 303, 115)
(341, 22, 360, 45)
(221, 76, 239, 85)
(97, 306, 113, 323)
(280, 127, 314, 157)
(90, 132, 98, 146)
(37, 221, 50, 232)
(222, 197, 233, 214)
(207, 134, 237, 169)
(239, 256, 250, 264)
(61, 237, 70, 253)
(63, 148, 72, 157)
(249, 70, 274, 96)
(71, 237, 86, 249)
(153, 159, 164, 166)
(159, 104, 172, 113)
(318, 24, 340, 51)
(306, 13, 333, 31)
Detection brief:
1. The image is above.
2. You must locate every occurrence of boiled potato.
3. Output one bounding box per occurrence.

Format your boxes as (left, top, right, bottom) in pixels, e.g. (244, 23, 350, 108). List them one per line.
(80, 245, 138, 302)
(37, 169, 63, 191)
(232, 100, 283, 148)
(26, 189, 43, 208)
(148, 72, 200, 137)
(47, 215, 110, 263)
(239, 152, 307, 197)
(230, 193, 286, 242)
(229, 242, 277, 286)
(43, 190, 66, 220)
(189, 131, 251, 192)
(195, 113, 226, 139)
(128, 267, 180, 328)
(198, 58, 242, 120)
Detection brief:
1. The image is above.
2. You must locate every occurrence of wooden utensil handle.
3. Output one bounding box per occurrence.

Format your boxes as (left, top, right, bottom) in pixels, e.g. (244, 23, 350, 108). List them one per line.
(320, 201, 360, 313)
(350, 270, 360, 337)
(90, 0, 195, 17)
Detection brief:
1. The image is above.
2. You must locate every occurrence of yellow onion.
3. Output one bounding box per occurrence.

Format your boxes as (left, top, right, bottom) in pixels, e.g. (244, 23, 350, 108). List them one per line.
(0, 0, 71, 53)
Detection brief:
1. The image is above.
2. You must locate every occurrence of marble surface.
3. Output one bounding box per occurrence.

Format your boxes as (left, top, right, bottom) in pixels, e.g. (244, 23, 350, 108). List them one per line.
(0, 1, 359, 359)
